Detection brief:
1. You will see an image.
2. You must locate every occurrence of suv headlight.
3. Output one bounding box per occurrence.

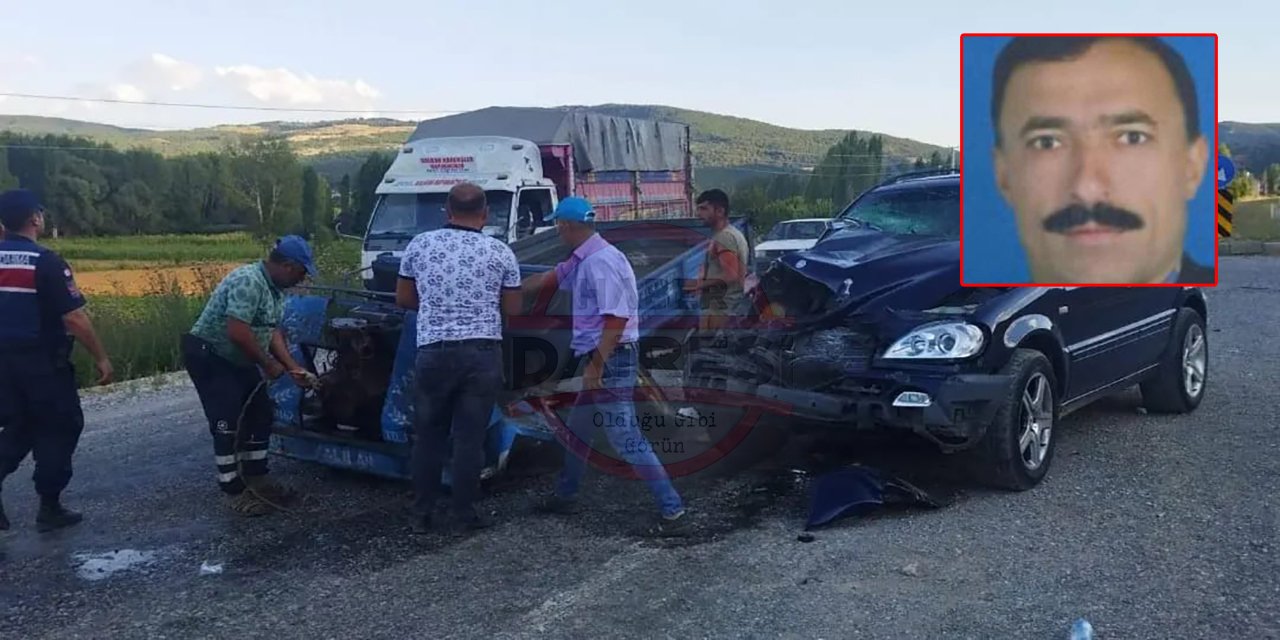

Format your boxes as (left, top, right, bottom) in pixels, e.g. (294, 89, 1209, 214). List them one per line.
(883, 320, 985, 360)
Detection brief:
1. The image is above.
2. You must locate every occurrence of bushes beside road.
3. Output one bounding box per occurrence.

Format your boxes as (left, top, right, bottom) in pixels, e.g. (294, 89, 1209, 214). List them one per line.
(65, 236, 361, 388)
(1234, 197, 1280, 241)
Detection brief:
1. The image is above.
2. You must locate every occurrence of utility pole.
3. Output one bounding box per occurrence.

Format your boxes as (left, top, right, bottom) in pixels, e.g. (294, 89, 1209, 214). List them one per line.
(950, 147, 957, 169)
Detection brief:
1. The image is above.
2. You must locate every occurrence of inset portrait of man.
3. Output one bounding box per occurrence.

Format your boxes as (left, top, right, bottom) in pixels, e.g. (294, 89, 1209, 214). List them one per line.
(988, 35, 1215, 285)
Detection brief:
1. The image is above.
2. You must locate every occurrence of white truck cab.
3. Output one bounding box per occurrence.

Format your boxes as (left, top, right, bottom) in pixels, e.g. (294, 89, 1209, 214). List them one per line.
(359, 135, 560, 278)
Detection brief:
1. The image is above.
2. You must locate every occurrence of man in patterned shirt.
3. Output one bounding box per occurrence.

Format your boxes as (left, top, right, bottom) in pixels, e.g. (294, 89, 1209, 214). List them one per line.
(182, 236, 317, 517)
(396, 182, 523, 534)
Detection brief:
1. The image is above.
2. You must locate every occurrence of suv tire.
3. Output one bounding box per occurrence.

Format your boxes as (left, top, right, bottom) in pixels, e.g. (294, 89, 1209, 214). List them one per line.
(1140, 307, 1208, 414)
(968, 348, 1058, 491)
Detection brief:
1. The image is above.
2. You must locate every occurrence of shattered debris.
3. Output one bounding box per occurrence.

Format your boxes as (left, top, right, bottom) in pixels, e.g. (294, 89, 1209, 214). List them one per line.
(72, 549, 158, 582)
(805, 464, 946, 530)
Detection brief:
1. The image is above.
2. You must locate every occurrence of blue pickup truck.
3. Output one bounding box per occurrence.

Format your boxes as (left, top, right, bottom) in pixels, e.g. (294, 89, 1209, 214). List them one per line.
(263, 217, 755, 483)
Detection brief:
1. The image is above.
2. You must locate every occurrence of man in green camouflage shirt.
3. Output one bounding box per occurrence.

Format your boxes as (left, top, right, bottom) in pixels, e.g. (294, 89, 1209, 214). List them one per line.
(182, 236, 317, 516)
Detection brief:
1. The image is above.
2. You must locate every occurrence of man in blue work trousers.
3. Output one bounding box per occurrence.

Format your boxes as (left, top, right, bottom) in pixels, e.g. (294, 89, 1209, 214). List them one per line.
(182, 236, 316, 517)
(523, 196, 690, 537)
(0, 188, 114, 532)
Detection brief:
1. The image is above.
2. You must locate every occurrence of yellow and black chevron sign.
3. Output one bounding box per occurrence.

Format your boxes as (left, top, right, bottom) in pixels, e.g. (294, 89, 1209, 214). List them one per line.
(1218, 188, 1234, 238)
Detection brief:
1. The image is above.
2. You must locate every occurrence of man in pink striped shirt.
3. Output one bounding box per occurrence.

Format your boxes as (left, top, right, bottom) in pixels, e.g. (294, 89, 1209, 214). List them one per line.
(522, 197, 689, 537)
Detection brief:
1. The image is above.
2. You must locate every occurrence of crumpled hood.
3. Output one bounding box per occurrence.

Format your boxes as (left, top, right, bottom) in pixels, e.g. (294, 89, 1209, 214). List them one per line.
(763, 229, 963, 319)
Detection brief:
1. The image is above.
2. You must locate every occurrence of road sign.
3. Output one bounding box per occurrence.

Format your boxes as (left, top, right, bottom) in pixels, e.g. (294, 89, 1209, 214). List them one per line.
(1218, 156, 1236, 188)
(1218, 188, 1234, 238)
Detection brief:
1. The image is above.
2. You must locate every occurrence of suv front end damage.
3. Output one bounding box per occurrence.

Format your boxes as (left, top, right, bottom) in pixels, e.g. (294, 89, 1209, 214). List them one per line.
(687, 232, 1014, 452)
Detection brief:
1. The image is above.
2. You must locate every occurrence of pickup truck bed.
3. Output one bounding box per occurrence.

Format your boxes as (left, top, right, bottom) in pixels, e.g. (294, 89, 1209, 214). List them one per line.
(265, 217, 755, 481)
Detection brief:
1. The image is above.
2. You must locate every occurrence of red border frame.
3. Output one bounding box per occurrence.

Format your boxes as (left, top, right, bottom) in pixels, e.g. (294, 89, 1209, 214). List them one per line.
(958, 32, 1221, 288)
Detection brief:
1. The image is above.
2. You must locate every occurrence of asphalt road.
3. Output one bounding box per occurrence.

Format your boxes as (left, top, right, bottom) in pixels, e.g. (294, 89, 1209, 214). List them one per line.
(2, 256, 1279, 639)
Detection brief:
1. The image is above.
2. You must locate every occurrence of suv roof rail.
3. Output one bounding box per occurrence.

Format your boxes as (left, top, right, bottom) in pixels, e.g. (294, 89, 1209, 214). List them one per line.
(881, 167, 960, 185)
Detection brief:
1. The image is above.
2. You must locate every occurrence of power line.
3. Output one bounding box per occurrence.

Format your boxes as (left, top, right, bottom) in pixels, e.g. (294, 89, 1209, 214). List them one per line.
(0, 92, 463, 115)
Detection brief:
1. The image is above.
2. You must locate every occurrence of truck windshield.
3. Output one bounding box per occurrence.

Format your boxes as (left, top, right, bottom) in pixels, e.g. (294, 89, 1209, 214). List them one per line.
(836, 183, 960, 239)
(367, 190, 514, 240)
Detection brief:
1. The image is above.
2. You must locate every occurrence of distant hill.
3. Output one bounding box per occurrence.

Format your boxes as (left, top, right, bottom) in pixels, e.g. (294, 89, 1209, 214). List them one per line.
(1220, 122, 1280, 174)
(0, 106, 950, 188)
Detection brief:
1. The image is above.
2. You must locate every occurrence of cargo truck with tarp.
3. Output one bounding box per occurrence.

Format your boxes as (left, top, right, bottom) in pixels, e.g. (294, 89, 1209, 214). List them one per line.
(358, 106, 695, 289)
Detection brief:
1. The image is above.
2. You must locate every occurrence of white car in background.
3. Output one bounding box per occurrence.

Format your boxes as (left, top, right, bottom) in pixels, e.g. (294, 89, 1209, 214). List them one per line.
(754, 218, 833, 263)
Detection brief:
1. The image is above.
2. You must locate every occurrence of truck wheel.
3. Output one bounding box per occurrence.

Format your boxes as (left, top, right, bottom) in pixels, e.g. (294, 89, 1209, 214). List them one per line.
(1139, 307, 1207, 414)
(968, 349, 1058, 491)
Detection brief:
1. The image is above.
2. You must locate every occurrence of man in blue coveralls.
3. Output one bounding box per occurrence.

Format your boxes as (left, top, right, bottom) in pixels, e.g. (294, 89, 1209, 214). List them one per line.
(0, 188, 114, 532)
(522, 196, 690, 537)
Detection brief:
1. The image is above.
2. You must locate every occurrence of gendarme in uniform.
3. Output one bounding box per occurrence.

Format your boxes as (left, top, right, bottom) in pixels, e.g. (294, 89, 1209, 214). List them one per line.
(0, 188, 114, 532)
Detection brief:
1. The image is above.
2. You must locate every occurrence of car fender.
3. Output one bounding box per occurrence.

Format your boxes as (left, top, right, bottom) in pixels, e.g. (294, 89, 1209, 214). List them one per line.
(1000, 314, 1069, 397)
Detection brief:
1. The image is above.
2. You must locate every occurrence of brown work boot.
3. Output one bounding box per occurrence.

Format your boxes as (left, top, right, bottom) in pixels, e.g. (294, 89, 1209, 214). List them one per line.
(227, 491, 275, 517)
(245, 477, 300, 505)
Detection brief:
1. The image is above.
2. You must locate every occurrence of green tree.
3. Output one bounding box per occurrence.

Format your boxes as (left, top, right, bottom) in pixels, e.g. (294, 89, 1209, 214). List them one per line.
(805, 131, 884, 207)
(1266, 164, 1280, 196)
(351, 152, 394, 232)
(0, 150, 18, 190)
(1226, 173, 1254, 200)
(301, 166, 320, 239)
(227, 137, 304, 237)
(339, 174, 352, 216)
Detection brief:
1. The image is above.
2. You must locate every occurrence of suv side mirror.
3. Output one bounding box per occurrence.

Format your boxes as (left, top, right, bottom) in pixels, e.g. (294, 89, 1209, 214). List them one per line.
(333, 219, 363, 242)
(816, 218, 847, 244)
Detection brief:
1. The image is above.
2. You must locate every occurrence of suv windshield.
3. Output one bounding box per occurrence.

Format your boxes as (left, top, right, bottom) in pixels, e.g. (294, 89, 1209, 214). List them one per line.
(836, 182, 960, 239)
(367, 190, 514, 240)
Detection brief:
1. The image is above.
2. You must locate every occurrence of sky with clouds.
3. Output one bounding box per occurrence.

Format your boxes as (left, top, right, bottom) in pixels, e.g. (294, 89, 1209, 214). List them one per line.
(0, 0, 1274, 147)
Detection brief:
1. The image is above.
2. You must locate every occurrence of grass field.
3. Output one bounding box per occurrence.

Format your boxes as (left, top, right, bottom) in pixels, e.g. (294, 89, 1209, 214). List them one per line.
(60, 234, 363, 388)
(1234, 197, 1280, 241)
(47, 232, 267, 263)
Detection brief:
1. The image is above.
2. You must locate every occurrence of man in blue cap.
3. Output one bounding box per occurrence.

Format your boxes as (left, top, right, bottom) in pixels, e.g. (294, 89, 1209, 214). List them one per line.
(0, 189, 114, 532)
(182, 235, 317, 516)
(522, 196, 690, 537)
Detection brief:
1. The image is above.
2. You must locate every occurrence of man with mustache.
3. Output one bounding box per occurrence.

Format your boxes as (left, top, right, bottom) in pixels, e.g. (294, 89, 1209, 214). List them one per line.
(990, 35, 1214, 284)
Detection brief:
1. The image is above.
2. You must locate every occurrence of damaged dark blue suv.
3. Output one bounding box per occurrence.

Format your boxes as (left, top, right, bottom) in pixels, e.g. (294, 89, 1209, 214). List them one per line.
(687, 169, 1209, 490)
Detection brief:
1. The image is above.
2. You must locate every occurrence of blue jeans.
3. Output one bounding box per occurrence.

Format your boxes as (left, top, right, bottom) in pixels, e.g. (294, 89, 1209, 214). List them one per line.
(555, 343, 685, 518)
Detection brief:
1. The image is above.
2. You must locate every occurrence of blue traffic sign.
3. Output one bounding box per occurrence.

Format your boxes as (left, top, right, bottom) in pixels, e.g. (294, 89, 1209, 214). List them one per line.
(1218, 155, 1235, 188)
